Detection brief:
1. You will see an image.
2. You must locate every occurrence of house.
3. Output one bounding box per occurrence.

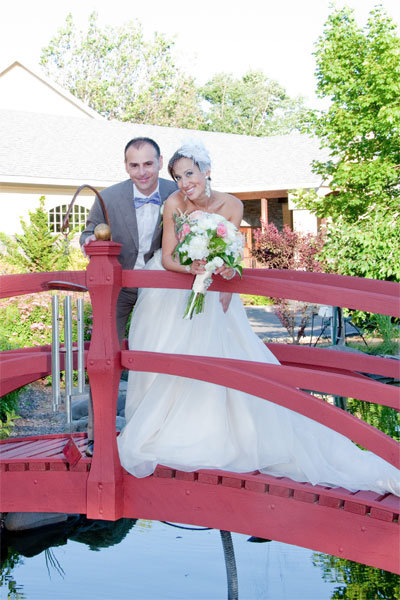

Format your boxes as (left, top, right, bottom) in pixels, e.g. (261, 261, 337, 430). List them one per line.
(0, 60, 330, 264)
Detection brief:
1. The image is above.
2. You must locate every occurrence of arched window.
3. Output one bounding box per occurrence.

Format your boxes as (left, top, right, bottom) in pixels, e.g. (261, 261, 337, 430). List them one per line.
(48, 204, 89, 233)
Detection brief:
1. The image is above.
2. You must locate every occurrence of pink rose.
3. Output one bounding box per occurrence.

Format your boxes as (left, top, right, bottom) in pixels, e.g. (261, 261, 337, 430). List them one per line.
(182, 223, 191, 238)
(216, 223, 227, 237)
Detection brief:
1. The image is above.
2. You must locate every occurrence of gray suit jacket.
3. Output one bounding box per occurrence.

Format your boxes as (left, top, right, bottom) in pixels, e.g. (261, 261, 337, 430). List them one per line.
(80, 177, 177, 270)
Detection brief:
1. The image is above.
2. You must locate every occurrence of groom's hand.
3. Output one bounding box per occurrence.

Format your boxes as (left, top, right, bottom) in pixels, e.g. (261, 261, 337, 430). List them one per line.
(81, 234, 96, 257)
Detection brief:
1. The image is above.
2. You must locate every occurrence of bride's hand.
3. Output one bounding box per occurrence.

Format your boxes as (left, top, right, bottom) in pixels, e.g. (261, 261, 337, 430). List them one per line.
(189, 259, 206, 274)
(215, 264, 236, 280)
(219, 292, 233, 313)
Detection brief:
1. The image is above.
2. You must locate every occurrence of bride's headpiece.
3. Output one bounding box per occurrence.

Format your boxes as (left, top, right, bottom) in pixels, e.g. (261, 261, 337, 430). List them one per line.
(177, 137, 211, 173)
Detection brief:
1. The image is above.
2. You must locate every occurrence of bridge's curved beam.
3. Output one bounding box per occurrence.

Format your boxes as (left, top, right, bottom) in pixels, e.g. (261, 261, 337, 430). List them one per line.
(268, 343, 400, 379)
(122, 468, 400, 574)
(0, 346, 88, 396)
(121, 350, 399, 468)
(187, 357, 399, 411)
(0, 271, 87, 299)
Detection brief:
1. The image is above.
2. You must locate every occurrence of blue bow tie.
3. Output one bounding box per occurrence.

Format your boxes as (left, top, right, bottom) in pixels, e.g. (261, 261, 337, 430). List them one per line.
(134, 192, 161, 209)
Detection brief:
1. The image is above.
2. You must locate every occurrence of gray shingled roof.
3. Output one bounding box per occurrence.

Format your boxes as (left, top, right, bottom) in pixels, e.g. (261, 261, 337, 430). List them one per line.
(0, 109, 329, 193)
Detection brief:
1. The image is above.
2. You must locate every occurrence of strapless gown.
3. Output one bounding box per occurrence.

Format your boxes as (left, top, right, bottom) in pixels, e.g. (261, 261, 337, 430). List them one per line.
(117, 249, 400, 495)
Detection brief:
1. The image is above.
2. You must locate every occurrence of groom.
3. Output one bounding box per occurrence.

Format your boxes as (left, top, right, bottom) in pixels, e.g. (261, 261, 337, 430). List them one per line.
(80, 136, 177, 343)
(80, 137, 177, 454)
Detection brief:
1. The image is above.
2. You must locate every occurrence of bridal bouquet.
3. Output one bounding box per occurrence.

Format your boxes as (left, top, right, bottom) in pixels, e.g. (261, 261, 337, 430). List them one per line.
(173, 210, 243, 319)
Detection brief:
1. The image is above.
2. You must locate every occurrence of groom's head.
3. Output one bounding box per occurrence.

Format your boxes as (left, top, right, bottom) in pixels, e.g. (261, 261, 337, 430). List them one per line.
(124, 137, 163, 196)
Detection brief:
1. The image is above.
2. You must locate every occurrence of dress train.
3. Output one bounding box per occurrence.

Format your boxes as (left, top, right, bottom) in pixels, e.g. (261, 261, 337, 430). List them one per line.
(117, 250, 400, 496)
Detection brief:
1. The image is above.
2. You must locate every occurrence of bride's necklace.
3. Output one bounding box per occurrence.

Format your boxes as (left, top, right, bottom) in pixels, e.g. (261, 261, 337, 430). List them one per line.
(187, 192, 212, 213)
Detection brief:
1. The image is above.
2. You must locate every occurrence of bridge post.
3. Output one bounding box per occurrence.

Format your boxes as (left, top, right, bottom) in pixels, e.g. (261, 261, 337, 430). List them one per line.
(85, 241, 124, 520)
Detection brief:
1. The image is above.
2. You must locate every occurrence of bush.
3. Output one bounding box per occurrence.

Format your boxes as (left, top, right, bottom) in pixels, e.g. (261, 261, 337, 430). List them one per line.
(252, 222, 326, 343)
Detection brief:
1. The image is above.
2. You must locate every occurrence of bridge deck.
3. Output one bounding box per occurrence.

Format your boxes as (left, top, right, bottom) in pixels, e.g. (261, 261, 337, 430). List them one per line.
(1, 433, 399, 574)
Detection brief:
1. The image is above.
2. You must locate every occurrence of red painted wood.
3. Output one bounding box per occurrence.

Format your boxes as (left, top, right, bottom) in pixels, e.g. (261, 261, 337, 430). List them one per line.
(0, 343, 89, 396)
(122, 350, 400, 469)
(84, 242, 124, 520)
(121, 469, 400, 574)
(1, 433, 399, 573)
(269, 344, 400, 379)
(63, 438, 83, 467)
(0, 270, 86, 299)
(122, 269, 400, 316)
(1, 243, 400, 574)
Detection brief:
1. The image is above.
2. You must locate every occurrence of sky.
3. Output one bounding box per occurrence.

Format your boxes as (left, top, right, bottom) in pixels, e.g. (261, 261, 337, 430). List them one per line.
(1, 0, 399, 108)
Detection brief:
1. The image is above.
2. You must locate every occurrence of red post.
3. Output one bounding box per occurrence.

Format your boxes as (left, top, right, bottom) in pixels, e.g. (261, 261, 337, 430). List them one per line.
(85, 241, 124, 520)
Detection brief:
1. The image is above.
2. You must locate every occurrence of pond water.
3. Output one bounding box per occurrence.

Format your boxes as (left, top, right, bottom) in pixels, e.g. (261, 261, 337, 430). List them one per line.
(1, 517, 398, 599)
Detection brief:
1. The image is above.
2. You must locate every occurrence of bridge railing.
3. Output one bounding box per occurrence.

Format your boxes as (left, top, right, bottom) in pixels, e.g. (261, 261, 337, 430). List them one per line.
(1, 241, 399, 517)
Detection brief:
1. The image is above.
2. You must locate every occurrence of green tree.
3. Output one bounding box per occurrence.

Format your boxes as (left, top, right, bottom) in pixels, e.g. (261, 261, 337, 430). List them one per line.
(0, 196, 71, 272)
(200, 70, 307, 136)
(40, 12, 204, 129)
(294, 5, 400, 284)
(299, 5, 400, 222)
(320, 201, 400, 281)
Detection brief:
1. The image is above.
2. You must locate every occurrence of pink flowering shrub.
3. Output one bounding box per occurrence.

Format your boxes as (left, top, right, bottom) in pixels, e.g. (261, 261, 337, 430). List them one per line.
(252, 222, 326, 343)
(0, 292, 93, 349)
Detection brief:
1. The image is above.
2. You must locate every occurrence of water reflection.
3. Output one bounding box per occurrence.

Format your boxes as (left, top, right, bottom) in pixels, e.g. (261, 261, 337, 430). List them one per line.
(1, 516, 398, 599)
(313, 554, 400, 600)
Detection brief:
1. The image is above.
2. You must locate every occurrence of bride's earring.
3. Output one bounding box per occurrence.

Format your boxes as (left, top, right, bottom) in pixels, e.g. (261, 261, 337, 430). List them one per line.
(205, 176, 211, 198)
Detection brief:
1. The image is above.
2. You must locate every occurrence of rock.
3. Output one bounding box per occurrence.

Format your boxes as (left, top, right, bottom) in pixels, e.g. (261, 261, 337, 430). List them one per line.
(71, 415, 126, 432)
(70, 384, 126, 420)
(71, 417, 89, 432)
(5, 512, 68, 531)
(71, 395, 90, 419)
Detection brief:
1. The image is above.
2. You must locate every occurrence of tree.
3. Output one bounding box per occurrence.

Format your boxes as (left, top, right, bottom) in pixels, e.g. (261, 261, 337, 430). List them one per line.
(0, 197, 71, 272)
(199, 70, 307, 136)
(320, 201, 400, 282)
(298, 5, 400, 222)
(40, 12, 204, 129)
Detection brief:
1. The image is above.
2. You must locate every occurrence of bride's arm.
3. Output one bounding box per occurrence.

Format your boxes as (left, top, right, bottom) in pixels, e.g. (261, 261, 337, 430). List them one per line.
(161, 198, 206, 275)
(217, 196, 244, 312)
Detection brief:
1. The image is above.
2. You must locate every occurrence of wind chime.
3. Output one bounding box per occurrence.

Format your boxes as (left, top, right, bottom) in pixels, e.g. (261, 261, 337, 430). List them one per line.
(47, 184, 112, 424)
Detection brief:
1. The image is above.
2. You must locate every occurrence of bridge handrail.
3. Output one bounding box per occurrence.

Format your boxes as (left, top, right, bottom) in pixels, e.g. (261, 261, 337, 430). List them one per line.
(1, 260, 399, 317)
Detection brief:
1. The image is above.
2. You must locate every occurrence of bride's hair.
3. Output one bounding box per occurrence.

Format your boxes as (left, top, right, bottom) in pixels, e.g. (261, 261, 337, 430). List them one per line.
(168, 138, 211, 179)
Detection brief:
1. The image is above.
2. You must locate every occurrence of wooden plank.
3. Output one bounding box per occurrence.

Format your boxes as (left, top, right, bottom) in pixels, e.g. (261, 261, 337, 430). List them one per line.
(2, 438, 68, 459)
(63, 438, 82, 467)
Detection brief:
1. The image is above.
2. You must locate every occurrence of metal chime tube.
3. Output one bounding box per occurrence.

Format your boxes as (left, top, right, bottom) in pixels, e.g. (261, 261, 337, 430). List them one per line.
(64, 296, 73, 424)
(77, 298, 85, 393)
(51, 295, 61, 411)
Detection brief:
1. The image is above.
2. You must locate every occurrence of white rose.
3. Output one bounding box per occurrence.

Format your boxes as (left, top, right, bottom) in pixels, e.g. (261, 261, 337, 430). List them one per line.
(188, 235, 209, 260)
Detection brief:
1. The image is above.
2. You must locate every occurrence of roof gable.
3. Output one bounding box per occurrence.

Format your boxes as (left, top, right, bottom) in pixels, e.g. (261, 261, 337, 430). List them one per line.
(0, 60, 102, 120)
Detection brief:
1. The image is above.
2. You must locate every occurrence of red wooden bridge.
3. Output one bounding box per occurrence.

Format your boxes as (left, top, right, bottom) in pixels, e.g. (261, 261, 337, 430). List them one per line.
(1, 242, 399, 574)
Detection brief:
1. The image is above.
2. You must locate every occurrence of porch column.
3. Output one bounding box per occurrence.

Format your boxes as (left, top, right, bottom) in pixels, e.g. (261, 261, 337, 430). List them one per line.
(261, 198, 268, 229)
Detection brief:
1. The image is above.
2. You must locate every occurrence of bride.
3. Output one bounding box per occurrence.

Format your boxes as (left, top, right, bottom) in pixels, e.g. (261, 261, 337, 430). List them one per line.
(117, 140, 400, 496)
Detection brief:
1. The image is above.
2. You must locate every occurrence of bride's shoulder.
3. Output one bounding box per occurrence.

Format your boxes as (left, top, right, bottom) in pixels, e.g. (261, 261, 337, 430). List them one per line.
(218, 192, 243, 219)
(164, 191, 186, 212)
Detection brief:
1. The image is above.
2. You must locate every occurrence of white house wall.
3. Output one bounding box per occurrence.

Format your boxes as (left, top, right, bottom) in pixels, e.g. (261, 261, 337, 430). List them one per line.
(0, 186, 95, 235)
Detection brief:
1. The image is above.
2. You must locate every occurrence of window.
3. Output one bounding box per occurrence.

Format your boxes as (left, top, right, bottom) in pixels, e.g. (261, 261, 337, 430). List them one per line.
(48, 204, 89, 233)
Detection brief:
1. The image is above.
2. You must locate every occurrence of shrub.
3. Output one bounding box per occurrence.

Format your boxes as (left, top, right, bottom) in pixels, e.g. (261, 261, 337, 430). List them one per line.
(252, 222, 326, 343)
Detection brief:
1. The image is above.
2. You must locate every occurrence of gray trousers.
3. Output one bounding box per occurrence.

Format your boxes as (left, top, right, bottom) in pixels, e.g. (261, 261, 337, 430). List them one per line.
(87, 287, 137, 441)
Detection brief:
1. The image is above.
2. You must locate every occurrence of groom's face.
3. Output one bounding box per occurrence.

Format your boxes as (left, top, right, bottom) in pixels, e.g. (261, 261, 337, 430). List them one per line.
(125, 142, 163, 196)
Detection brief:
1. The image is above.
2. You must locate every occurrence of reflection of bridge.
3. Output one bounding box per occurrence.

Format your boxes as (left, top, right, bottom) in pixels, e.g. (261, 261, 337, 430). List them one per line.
(1, 242, 399, 574)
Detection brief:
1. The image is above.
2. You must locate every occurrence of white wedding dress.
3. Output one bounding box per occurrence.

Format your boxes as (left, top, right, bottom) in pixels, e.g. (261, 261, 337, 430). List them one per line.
(117, 249, 400, 495)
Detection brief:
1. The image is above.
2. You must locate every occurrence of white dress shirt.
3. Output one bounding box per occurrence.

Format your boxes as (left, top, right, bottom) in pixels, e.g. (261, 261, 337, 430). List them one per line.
(133, 184, 161, 270)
